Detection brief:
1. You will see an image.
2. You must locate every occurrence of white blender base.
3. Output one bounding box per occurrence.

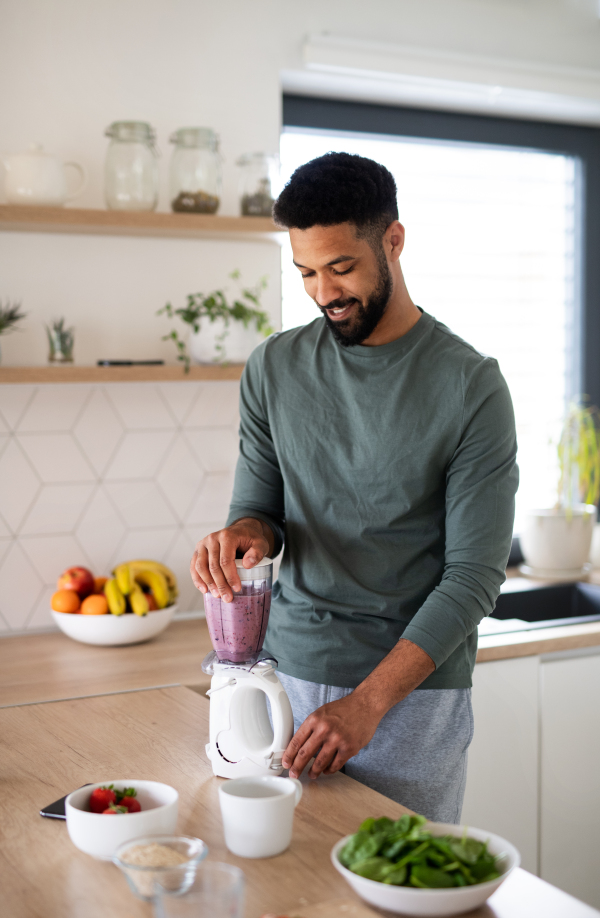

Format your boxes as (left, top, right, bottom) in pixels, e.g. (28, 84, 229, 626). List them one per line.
(205, 742, 285, 779)
(203, 655, 294, 780)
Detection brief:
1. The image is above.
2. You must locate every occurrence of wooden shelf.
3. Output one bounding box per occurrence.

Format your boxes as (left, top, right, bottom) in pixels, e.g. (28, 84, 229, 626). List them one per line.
(0, 364, 244, 384)
(0, 205, 284, 242)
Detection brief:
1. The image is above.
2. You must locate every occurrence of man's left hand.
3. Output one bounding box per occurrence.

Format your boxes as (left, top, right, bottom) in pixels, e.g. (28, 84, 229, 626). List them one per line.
(281, 692, 381, 779)
(281, 638, 435, 779)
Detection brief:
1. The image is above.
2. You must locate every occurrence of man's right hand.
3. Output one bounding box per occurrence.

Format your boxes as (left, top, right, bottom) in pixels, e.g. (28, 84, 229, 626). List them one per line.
(190, 517, 273, 604)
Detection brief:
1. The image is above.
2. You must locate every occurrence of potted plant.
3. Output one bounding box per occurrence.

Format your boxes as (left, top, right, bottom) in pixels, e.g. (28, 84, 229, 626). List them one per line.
(520, 402, 600, 579)
(46, 317, 75, 364)
(157, 271, 273, 372)
(0, 300, 26, 364)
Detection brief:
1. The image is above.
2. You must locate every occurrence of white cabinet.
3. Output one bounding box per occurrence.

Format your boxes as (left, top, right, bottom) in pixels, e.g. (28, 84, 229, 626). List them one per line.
(463, 648, 600, 910)
(461, 656, 539, 873)
(540, 651, 600, 910)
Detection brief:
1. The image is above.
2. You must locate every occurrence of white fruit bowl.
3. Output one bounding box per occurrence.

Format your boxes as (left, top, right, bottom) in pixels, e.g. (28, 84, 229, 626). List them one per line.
(66, 780, 178, 860)
(51, 604, 177, 646)
(331, 823, 520, 918)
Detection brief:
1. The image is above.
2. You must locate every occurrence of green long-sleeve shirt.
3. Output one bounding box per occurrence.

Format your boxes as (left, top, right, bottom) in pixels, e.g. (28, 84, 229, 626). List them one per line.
(227, 310, 518, 689)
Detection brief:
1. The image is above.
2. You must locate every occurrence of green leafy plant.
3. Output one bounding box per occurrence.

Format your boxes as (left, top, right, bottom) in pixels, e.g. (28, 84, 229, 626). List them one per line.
(157, 271, 273, 372)
(557, 401, 600, 515)
(46, 317, 74, 363)
(0, 300, 26, 336)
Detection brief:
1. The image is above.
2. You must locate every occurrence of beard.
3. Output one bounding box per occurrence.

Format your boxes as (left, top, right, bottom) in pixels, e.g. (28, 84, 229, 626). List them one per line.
(318, 254, 393, 347)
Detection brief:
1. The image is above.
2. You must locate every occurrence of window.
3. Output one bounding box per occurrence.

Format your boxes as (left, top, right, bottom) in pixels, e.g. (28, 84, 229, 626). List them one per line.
(280, 97, 600, 530)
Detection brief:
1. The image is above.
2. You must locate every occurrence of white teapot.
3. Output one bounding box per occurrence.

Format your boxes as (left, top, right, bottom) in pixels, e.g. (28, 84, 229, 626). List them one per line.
(1, 143, 86, 206)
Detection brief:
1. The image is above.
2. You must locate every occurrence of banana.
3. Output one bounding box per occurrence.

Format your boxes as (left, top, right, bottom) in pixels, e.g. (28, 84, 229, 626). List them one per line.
(128, 560, 178, 599)
(113, 563, 132, 596)
(129, 582, 149, 617)
(104, 578, 126, 616)
(132, 569, 170, 609)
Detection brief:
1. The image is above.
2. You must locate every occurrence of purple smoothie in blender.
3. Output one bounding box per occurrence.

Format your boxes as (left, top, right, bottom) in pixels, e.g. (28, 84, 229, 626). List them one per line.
(204, 557, 273, 663)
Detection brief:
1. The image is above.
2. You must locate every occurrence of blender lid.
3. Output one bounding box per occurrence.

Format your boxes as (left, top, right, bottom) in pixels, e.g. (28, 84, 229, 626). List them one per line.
(235, 556, 272, 580)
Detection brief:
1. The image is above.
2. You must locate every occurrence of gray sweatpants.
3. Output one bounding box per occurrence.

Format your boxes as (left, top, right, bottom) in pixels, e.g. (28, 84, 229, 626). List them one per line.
(277, 672, 473, 824)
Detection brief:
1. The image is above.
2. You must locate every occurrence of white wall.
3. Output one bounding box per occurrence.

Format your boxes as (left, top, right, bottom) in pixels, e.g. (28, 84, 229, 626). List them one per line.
(2, 0, 600, 366)
(0, 379, 240, 632)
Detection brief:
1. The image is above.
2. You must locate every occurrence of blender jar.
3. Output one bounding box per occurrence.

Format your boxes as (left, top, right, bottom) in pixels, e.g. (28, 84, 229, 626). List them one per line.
(204, 558, 273, 663)
(169, 127, 221, 213)
(237, 153, 278, 216)
(104, 121, 158, 211)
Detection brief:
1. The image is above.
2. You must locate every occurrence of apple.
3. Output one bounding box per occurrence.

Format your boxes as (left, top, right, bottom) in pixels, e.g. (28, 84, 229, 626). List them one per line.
(57, 566, 95, 599)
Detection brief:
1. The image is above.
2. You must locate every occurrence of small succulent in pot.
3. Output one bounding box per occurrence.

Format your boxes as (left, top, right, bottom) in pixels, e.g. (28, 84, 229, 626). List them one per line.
(46, 317, 75, 364)
(0, 300, 27, 363)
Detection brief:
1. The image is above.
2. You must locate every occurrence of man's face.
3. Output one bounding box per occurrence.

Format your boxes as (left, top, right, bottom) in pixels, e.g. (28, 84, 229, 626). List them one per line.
(289, 223, 393, 347)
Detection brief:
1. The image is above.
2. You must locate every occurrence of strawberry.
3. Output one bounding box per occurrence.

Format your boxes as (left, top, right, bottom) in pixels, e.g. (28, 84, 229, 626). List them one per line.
(102, 805, 129, 814)
(116, 787, 141, 812)
(89, 785, 116, 813)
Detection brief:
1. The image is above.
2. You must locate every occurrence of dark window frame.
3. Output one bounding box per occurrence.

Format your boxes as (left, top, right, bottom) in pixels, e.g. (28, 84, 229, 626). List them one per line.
(283, 94, 600, 409)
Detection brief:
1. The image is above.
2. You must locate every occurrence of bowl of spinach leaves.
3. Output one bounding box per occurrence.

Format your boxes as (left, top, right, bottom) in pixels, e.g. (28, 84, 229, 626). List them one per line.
(331, 814, 519, 917)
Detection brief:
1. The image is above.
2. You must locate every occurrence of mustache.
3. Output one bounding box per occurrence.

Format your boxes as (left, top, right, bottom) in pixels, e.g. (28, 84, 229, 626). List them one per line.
(316, 296, 359, 312)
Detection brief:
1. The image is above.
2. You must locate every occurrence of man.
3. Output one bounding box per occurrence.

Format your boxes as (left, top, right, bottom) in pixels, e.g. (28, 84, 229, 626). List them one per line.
(191, 152, 518, 822)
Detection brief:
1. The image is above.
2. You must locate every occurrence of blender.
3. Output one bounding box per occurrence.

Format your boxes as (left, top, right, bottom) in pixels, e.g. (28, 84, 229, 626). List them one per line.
(202, 557, 294, 779)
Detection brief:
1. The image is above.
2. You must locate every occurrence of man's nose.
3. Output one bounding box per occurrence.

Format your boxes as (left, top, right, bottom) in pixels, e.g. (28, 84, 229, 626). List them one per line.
(315, 274, 343, 308)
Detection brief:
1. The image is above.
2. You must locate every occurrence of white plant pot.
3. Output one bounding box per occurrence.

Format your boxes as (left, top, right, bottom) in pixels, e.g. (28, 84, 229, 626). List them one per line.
(520, 504, 597, 578)
(591, 523, 600, 569)
(191, 319, 264, 365)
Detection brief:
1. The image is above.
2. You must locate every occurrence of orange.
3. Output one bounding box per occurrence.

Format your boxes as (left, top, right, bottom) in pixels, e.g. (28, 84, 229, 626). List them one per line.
(80, 594, 109, 615)
(51, 589, 81, 613)
(94, 576, 108, 594)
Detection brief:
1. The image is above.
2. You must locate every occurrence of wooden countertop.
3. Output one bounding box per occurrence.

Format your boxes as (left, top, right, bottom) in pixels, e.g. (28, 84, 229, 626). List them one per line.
(0, 618, 213, 708)
(476, 618, 600, 662)
(3, 594, 600, 710)
(1, 685, 596, 918)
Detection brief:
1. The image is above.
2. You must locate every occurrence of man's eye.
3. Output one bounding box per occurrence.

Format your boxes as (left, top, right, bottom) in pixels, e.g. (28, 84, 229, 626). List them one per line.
(332, 267, 354, 276)
(300, 272, 314, 279)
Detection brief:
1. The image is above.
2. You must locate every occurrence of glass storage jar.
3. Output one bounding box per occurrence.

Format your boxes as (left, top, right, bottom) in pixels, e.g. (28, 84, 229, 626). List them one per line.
(236, 153, 278, 217)
(104, 121, 158, 211)
(169, 127, 221, 214)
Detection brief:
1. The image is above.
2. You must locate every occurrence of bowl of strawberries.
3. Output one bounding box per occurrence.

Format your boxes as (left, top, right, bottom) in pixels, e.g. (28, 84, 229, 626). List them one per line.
(65, 780, 179, 859)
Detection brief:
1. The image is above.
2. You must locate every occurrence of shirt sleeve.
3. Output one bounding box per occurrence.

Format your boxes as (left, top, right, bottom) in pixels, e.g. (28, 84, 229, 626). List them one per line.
(226, 342, 286, 556)
(401, 357, 519, 669)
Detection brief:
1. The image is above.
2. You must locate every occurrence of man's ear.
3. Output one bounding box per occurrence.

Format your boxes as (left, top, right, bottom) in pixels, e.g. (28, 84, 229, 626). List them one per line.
(385, 221, 405, 261)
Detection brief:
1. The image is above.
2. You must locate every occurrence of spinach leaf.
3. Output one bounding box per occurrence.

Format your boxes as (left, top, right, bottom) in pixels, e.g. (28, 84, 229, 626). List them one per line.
(350, 857, 393, 881)
(392, 814, 411, 836)
(381, 865, 408, 885)
(381, 837, 408, 859)
(395, 840, 431, 868)
(410, 864, 456, 888)
(469, 855, 501, 883)
(449, 836, 485, 865)
(373, 817, 395, 834)
(339, 832, 372, 867)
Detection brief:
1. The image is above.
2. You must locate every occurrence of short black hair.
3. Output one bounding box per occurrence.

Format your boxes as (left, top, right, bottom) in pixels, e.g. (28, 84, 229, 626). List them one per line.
(273, 152, 398, 246)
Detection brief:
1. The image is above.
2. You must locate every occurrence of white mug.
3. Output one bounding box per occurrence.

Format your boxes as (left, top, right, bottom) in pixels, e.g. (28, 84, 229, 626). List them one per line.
(218, 776, 303, 858)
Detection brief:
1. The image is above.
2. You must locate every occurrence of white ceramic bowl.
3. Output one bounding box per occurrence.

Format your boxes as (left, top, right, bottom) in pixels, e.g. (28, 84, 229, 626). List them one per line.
(51, 604, 177, 646)
(331, 823, 520, 918)
(66, 780, 178, 860)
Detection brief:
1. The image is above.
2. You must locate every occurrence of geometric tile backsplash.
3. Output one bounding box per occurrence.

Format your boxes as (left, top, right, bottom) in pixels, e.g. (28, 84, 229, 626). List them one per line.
(0, 380, 240, 633)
